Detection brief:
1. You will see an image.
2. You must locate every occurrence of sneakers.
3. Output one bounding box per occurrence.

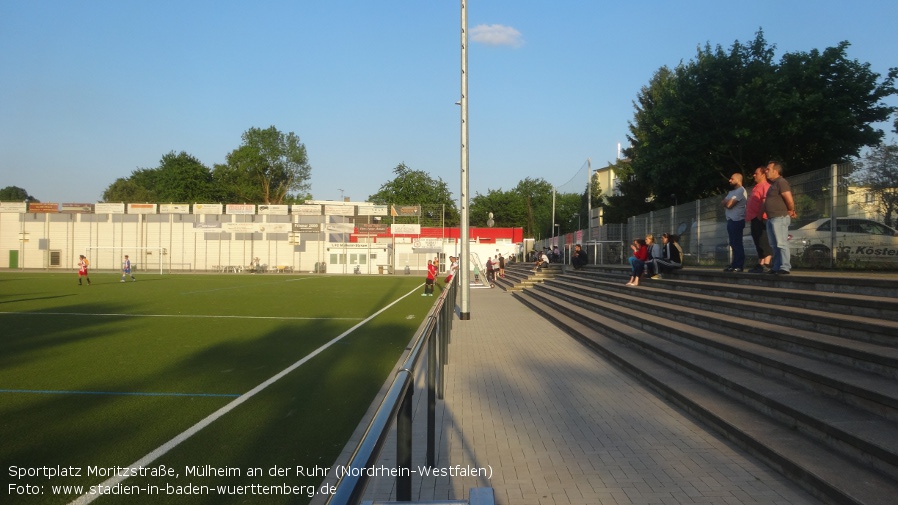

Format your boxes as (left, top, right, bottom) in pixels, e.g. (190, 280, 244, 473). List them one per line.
(724, 266, 744, 272)
(121, 279, 126, 283)
(731, 267, 743, 272)
(651, 274, 662, 280)
(748, 265, 764, 274)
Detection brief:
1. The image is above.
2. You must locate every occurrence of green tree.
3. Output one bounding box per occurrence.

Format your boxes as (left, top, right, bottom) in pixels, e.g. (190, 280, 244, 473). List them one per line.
(623, 30, 897, 215)
(511, 178, 555, 238)
(368, 163, 459, 225)
(470, 188, 528, 229)
(0, 186, 38, 202)
(153, 152, 216, 202)
(555, 192, 583, 234)
(218, 126, 312, 204)
(852, 142, 898, 227)
(101, 177, 154, 202)
(102, 151, 214, 202)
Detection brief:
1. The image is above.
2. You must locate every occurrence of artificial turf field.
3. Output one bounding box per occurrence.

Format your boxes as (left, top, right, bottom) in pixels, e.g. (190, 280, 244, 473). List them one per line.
(0, 271, 437, 504)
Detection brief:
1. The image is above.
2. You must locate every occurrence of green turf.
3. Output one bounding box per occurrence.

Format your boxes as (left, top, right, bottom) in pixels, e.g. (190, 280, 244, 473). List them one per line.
(0, 272, 438, 504)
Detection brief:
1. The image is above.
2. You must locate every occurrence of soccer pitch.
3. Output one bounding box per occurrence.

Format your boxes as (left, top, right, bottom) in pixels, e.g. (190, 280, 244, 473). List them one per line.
(1, 272, 436, 504)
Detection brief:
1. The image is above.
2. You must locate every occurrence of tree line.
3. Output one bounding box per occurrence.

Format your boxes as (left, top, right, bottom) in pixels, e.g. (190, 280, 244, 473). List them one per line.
(102, 126, 311, 204)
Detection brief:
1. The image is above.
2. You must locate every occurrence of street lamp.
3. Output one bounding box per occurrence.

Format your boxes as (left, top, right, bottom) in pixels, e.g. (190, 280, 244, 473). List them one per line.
(572, 213, 580, 231)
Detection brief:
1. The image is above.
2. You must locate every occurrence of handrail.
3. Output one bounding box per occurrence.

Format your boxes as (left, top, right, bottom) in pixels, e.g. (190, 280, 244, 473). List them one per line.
(326, 278, 457, 505)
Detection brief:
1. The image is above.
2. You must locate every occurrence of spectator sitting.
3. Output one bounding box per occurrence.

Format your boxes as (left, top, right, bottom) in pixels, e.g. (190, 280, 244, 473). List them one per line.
(532, 250, 550, 272)
(650, 233, 683, 279)
(644, 234, 662, 277)
(626, 238, 648, 286)
(571, 244, 588, 270)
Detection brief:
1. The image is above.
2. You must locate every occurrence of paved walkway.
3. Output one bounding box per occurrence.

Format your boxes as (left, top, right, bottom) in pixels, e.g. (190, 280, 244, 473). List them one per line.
(356, 285, 821, 505)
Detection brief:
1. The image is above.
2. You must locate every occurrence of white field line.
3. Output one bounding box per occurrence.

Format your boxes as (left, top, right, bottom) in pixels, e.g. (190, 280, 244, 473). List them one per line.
(67, 283, 424, 505)
(0, 311, 363, 321)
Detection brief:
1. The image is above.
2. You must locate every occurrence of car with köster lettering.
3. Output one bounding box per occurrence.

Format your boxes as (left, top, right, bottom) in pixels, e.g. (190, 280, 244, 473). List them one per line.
(736, 217, 898, 267)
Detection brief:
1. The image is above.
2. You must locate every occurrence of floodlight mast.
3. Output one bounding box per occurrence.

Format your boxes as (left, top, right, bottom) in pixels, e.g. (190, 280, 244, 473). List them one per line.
(459, 0, 471, 320)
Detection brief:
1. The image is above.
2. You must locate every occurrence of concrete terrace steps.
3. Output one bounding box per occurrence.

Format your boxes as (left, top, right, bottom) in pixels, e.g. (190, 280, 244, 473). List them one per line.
(512, 293, 898, 505)
(561, 267, 898, 328)
(494, 263, 563, 292)
(512, 268, 898, 505)
(540, 285, 898, 394)
(552, 274, 898, 366)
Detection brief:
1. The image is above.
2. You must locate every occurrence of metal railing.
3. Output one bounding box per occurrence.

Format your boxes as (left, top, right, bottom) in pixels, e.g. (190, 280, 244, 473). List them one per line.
(326, 278, 457, 505)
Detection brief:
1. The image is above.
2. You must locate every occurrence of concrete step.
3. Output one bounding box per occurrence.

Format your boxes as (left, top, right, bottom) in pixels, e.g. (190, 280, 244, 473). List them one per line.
(531, 282, 898, 420)
(553, 274, 898, 355)
(514, 288, 898, 504)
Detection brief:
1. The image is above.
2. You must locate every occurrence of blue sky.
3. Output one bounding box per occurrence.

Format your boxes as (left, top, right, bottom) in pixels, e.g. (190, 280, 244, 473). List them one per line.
(2, 0, 896, 205)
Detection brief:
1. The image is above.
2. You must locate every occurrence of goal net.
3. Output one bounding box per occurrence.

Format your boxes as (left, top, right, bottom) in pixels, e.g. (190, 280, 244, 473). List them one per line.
(84, 247, 165, 274)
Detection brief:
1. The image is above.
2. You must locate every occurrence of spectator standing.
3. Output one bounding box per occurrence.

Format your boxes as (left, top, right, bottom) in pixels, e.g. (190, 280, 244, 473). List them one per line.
(764, 161, 797, 275)
(445, 256, 458, 283)
(498, 253, 506, 278)
(722, 173, 748, 272)
(746, 166, 773, 273)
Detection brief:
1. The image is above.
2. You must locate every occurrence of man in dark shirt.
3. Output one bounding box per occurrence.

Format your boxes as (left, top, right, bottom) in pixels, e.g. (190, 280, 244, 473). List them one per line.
(763, 160, 797, 274)
(571, 244, 588, 270)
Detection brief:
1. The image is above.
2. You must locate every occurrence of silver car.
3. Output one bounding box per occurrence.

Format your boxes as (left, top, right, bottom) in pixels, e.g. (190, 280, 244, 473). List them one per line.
(739, 218, 898, 266)
(787, 218, 898, 266)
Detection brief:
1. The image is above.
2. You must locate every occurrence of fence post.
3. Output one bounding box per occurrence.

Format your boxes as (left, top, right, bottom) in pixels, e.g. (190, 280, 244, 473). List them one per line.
(396, 383, 413, 501)
(427, 318, 437, 467)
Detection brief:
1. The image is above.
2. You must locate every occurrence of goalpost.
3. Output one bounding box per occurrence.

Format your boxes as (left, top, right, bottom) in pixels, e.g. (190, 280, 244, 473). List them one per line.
(84, 247, 165, 275)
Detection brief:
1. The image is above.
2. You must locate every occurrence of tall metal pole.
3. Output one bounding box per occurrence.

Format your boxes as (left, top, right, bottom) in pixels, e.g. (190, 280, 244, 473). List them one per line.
(459, 0, 471, 320)
(586, 158, 592, 242)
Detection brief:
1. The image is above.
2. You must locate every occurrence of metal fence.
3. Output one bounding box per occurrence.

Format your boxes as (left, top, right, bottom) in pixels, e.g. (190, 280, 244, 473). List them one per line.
(326, 278, 456, 504)
(541, 163, 898, 269)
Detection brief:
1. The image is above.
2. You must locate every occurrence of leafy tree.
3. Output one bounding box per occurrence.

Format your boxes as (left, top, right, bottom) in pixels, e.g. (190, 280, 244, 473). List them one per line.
(0, 186, 38, 202)
(212, 152, 264, 203)
(470, 188, 528, 229)
(101, 177, 154, 202)
(556, 192, 583, 234)
(102, 151, 214, 202)
(153, 152, 216, 202)
(218, 126, 312, 204)
(604, 159, 655, 223)
(511, 178, 555, 238)
(852, 142, 898, 227)
(622, 30, 897, 217)
(368, 163, 459, 225)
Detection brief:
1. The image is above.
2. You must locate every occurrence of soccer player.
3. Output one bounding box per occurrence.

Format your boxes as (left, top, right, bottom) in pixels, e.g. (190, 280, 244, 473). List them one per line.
(78, 255, 91, 286)
(121, 255, 136, 282)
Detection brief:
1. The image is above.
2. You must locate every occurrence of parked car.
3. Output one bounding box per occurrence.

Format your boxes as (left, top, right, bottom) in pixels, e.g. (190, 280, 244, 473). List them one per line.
(735, 218, 898, 267)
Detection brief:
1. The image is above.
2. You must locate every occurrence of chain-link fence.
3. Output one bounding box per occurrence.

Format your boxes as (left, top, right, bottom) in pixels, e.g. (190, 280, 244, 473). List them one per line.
(539, 163, 898, 269)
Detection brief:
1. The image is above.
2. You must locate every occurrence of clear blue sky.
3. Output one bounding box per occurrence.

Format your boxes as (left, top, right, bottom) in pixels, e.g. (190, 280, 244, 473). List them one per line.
(2, 0, 896, 204)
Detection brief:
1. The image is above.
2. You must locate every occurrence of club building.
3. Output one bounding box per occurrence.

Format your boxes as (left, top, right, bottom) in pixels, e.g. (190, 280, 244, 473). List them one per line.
(0, 201, 524, 275)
